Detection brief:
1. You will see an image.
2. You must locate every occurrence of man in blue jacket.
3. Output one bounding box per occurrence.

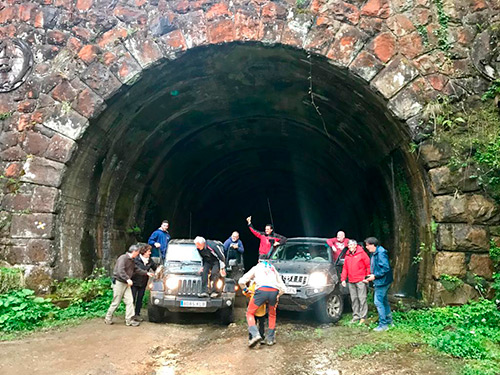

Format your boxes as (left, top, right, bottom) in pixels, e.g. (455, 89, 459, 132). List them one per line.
(147, 220, 171, 263)
(223, 231, 244, 264)
(363, 237, 394, 331)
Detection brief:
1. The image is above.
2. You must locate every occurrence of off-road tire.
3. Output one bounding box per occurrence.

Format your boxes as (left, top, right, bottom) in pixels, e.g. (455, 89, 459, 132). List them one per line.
(314, 293, 344, 323)
(148, 304, 165, 323)
(218, 306, 234, 325)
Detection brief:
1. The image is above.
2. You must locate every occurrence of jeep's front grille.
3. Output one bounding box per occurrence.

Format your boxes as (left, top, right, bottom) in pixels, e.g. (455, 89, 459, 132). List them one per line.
(281, 273, 309, 286)
(178, 278, 202, 295)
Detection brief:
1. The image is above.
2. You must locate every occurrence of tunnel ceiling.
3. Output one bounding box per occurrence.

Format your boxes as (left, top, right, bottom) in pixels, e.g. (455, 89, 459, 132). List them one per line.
(64, 42, 411, 241)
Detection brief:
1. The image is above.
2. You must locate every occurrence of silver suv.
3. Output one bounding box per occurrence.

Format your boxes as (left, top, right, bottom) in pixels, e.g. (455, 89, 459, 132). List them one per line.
(148, 239, 236, 324)
(270, 237, 349, 323)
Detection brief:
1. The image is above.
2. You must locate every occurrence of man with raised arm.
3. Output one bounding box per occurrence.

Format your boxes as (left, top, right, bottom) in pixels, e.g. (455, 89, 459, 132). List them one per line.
(246, 216, 286, 258)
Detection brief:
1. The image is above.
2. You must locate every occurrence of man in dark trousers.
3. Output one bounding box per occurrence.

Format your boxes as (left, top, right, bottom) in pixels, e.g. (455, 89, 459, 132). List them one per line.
(194, 236, 226, 298)
(246, 216, 286, 258)
(363, 237, 394, 331)
(105, 244, 153, 326)
(148, 220, 171, 263)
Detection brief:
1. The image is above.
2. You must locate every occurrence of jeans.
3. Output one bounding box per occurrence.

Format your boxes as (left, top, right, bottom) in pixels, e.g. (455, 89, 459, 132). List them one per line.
(374, 283, 392, 327)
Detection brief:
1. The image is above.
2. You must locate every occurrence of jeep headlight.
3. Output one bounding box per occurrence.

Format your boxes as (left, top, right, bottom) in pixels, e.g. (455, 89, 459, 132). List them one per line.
(308, 272, 328, 288)
(165, 276, 179, 290)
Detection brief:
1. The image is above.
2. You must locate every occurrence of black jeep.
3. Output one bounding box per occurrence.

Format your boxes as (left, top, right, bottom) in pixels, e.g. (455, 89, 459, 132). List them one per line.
(269, 237, 349, 323)
(148, 239, 236, 324)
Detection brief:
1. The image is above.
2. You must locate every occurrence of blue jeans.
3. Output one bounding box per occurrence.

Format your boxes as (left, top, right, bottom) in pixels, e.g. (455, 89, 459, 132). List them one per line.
(374, 283, 392, 327)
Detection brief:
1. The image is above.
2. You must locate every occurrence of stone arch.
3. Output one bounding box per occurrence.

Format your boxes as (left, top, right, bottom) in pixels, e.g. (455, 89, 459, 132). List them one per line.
(1, 0, 497, 300)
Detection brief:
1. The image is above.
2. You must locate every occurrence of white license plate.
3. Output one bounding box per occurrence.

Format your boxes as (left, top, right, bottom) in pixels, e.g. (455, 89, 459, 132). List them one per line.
(180, 300, 207, 307)
(285, 287, 297, 294)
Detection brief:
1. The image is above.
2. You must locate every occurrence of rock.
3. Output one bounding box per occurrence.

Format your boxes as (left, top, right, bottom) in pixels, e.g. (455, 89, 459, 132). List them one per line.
(371, 57, 419, 99)
(125, 37, 164, 69)
(20, 156, 65, 187)
(432, 251, 466, 278)
(468, 254, 494, 280)
(436, 223, 489, 252)
(24, 266, 53, 294)
(349, 51, 384, 82)
(466, 194, 499, 224)
(326, 23, 367, 67)
(432, 195, 467, 222)
(31, 185, 59, 213)
(428, 166, 480, 194)
(433, 280, 479, 305)
(388, 86, 423, 120)
(150, 17, 176, 37)
(419, 141, 451, 168)
(432, 194, 499, 224)
(10, 213, 55, 239)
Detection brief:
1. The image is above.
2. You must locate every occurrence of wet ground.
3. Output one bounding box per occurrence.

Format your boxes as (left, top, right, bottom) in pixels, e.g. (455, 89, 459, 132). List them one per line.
(0, 304, 461, 375)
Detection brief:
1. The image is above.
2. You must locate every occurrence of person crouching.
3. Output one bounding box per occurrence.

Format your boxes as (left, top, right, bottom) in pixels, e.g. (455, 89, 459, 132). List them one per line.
(243, 281, 267, 344)
(239, 255, 286, 347)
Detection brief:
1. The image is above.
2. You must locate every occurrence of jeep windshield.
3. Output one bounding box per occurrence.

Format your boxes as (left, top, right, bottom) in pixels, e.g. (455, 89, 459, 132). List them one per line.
(165, 244, 202, 263)
(271, 242, 331, 262)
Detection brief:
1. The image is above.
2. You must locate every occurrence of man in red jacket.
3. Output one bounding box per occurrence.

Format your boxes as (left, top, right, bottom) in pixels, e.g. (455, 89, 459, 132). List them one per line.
(341, 239, 371, 324)
(327, 230, 350, 260)
(246, 216, 286, 258)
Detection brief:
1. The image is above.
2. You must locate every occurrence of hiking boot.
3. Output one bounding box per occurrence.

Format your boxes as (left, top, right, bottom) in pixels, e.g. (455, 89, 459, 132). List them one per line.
(104, 318, 113, 325)
(248, 335, 262, 347)
(248, 325, 262, 348)
(349, 318, 359, 324)
(126, 320, 140, 327)
(133, 315, 144, 322)
(198, 292, 209, 298)
(266, 329, 276, 346)
(373, 325, 388, 332)
(210, 292, 219, 298)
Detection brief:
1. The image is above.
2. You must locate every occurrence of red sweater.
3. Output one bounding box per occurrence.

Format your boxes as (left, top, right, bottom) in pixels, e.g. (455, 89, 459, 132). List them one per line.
(340, 245, 371, 283)
(326, 237, 349, 260)
(248, 224, 286, 256)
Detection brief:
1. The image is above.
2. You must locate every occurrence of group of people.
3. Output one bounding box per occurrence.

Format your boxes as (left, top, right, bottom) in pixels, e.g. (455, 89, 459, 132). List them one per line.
(332, 231, 394, 331)
(104, 217, 394, 343)
(104, 242, 157, 327)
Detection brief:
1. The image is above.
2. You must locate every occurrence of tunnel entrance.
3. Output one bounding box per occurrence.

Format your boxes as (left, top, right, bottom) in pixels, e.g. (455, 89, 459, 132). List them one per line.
(58, 43, 427, 297)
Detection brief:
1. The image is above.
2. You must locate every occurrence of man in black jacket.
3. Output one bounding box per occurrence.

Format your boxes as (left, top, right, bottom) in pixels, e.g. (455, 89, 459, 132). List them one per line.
(105, 244, 153, 326)
(194, 236, 226, 298)
(131, 243, 157, 321)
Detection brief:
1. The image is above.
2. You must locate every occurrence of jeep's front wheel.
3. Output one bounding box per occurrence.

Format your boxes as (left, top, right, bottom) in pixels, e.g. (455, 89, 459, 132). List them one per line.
(148, 304, 165, 323)
(218, 306, 234, 325)
(314, 293, 344, 323)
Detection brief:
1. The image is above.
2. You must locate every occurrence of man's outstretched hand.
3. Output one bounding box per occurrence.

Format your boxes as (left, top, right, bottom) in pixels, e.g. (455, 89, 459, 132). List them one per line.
(246, 216, 252, 224)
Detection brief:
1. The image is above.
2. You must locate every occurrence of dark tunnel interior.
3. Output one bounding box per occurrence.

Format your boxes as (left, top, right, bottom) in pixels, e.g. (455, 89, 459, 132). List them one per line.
(58, 43, 423, 295)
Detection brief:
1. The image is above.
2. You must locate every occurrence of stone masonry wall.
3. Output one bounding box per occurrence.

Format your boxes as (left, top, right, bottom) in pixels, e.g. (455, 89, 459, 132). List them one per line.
(0, 0, 499, 298)
(420, 142, 499, 304)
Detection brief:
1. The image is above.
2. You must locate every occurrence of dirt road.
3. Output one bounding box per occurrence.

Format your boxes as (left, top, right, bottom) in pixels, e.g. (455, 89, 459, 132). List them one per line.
(0, 306, 460, 375)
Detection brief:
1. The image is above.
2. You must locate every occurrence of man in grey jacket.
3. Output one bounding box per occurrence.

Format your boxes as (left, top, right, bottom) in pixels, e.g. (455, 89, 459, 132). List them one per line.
(105, 244, 153, 326)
